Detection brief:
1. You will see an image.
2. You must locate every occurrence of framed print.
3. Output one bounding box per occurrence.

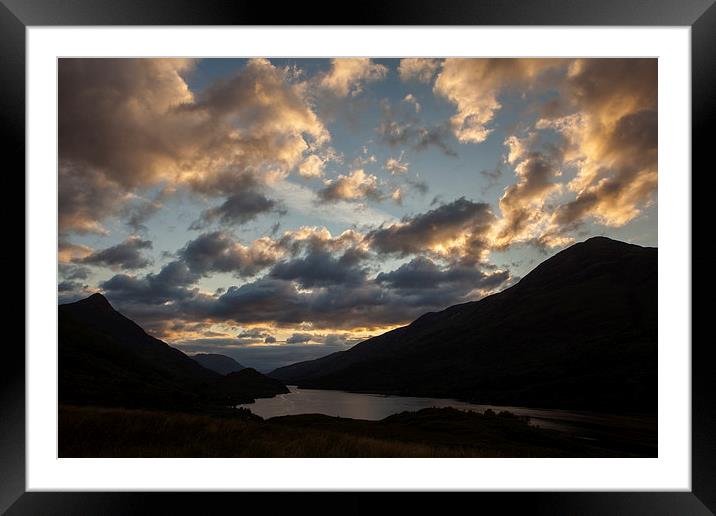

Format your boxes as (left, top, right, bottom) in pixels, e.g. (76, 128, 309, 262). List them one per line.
(3, 0, 712, 514)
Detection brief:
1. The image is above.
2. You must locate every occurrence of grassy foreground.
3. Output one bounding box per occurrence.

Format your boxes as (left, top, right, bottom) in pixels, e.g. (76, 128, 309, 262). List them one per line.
(59, 405, 653, 458)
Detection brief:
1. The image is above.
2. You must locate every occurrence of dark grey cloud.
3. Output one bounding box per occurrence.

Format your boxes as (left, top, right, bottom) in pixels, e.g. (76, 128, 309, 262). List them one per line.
(58, 280, 83, 292)
(235, 327, 276, 345)
(367, 197, 496, 258)
(238, 328, 271, 339)
(375, 257, 510, 308)
(406, 178, 429, 196)
(100, 260, 199, 305)
(376, 100, 457, 156)
(122, 189, 171, 233)
(286, 333, 313, 344)
(178, 231, 280, 277)
(58, 163, 128, 235)
(321, 334, 349, 346)
(74, 195, 514, 334)
(269, 250, 367, 288)
(190, 190, 282, 229)
(90, 243, 511, 337)
(207, 260, 509, 331)
(78, 237, 153, 270)
(59, 263, 91, 281)
(376, 257, 502, 290)
(480, 162, 503, 193)
(413, 124, 458, 156)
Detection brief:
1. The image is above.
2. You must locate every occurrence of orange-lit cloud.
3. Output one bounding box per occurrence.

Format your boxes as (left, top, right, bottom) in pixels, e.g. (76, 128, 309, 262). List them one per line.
(398, 58, 441, 83)
(318, 58, 388, 97)
(317, 169, 383, 203)
(540, 59, 658, 231)
(434, 58, 565, 143)
(59, 58, 330, 233)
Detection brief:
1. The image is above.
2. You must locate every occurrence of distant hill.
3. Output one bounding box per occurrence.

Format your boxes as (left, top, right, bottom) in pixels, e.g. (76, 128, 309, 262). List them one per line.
(219, 368, 289, 399)
(59, 293, 288, 409)
(192, 353, 245, 375)
(270, 237, 657, 413)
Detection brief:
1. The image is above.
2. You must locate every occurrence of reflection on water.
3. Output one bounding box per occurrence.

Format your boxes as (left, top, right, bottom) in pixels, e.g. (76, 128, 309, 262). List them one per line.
(239, 386, 486, 421)
(237, 386, 657, 444)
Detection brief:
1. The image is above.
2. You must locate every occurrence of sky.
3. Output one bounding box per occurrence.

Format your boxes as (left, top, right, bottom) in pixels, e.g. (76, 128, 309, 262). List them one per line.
(58, 58, 658, 371)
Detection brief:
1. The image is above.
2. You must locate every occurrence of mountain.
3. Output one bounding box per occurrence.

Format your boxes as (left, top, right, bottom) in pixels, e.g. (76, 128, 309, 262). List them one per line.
(219, 368, 290, 399)
(59, 293, 288, 409)
(192, 353, 245, 375)
(270, 237, 657, 413)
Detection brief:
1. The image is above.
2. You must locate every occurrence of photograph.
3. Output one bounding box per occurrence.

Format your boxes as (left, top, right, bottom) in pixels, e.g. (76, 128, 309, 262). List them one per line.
(56, 56, 659, 459)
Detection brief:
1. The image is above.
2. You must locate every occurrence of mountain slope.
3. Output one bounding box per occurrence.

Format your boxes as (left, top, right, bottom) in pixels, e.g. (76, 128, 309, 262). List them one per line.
(192, 353, 245, 375)
(270, 237, 657, 413)
(59, 293, 287, 409)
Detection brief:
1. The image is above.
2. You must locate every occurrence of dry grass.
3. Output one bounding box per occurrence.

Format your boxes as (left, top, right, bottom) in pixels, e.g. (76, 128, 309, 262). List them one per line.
(59, 405, 647, 458)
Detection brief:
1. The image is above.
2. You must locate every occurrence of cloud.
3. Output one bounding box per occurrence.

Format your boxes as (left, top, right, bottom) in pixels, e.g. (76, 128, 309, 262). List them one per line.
(190, 190, 281, 229)
(206, 277, 432, 330)
(58, 263, 91, 280)
(277, 226, 366, 256)
(297, 154, 326, 178)
(269, 249, 367, 288)
(178, 231, 283, 277)
(100, 260, 200, 305)
(317, 169, 383, 203)
(402, 93, 421, 112)
(286, 332, 313, 344)
(58, 163, 131, 235)
(375, 256, 510, 305)
(59, 58, 330, 233)
(398, 58, 441, 83)
(206, 252, 510, 332)
(493, 148, 563, 248)
(235, 327, 276, 345)
(86, 209, 513, 336)
(123, 201, 161, 234)
(376, 100, 457, 156)
(58, 280, 83, 292)
(434, 58, 565, 143)
(267, 179, 392, 227)
(384, 154, 409, 175)
(238, 328, 272, 339)
(367, 197, 496, 263)
(321, 334, 351, 347)
(479, 162, 503, 193)
(406, 178, 429, 196)
(539, 59, 658, 230)
(423, 58, 658, 248)
(318, 58, 388, 97)
(77, 236, 153, 270)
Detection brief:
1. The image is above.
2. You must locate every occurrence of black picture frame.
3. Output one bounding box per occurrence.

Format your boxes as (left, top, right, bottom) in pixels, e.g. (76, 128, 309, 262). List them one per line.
(2, 1, 711, 514)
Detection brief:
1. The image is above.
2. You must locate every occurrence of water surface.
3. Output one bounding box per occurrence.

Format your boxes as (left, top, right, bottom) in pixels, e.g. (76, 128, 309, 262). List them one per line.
(238, 386, 656, 446)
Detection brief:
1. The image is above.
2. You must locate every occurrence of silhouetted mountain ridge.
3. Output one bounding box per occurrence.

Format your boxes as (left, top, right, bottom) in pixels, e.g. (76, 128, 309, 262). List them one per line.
(192, 353, 245, 375)
(270, 237, 657, 413)
(59, 294, 288, 409)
